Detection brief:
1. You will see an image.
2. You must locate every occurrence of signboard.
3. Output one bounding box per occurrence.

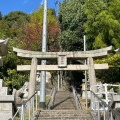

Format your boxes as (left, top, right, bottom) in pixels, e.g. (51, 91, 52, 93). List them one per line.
(58, 54, 67, 68)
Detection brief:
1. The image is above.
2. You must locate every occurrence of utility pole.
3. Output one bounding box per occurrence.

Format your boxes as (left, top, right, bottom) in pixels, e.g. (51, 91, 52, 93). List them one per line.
(84, 35, 88, 109)
(40, 0, 47, 109)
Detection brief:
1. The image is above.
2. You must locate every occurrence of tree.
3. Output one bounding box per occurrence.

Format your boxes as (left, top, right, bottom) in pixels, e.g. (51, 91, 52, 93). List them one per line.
(59, 0, 86, 51)
(0, 11, 30, 91)
(19, 8, 60, 51)
(0, 20, 9, 39)
(84, 0, 120, 50)
(3, 11, 30, 38)
(95, 53, 120, 84)
(0, 12, 2, 20)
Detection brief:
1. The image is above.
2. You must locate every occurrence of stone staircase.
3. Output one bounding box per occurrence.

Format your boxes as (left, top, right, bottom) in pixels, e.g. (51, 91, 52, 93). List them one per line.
(53, 91, 76, 110)
(33, 91, 93, 120)
(33, 110, 93, 120)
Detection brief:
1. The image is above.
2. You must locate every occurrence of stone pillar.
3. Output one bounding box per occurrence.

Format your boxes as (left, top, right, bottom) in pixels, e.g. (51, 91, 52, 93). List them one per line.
(28, 58, 37, 98)
(87, 57, 97, 93)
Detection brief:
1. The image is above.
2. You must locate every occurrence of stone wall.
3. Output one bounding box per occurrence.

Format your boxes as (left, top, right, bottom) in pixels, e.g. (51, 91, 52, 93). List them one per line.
(0, 79, 15, 120)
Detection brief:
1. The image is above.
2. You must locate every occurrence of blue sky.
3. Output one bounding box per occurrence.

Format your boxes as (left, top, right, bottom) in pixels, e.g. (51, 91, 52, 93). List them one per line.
(0, 0, 63, 16)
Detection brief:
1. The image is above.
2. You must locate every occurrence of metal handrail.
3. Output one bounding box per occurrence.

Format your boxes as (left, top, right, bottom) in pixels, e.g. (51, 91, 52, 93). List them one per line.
(12, 107, 21, 120)
(46, 86, 56, 110)
(90, 83, 120, 105)
(12, 91, 38, 120)
(90, 91, 120, 120)
(24, 91, 37, 104)
(71, 86, 82, 110)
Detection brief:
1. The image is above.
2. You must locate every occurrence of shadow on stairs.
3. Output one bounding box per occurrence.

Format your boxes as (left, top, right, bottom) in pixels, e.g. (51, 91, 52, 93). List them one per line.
(33, 91, 93, 120)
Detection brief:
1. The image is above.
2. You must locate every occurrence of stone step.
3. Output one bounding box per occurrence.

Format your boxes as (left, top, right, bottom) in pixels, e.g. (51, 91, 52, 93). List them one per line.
(37, 117, 91, 119)
(54, 99, 74, 101)
(34, 118, 91, 120)
(33, 110, 93, 120)
(55, 97, 73, 99)
(53, 108, 76, 110)
(33, 91, 93, 120)
(55, 95, 72, 96)
(53, 104, 76, 109)
(53, 104, 75, 107)
(39, 114, 91, 117)
(55, 93, 72, 95)
(54, 101, 74, 102)
(36, 110, 91, 114)
(55, 93, 73, 96)
(54, 102, 75, 104)
(53, 91, 76, 110)
(54, 97, 73, 99)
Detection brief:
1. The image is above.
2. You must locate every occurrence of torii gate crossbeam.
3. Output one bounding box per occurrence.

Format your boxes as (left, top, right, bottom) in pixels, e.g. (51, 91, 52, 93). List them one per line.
(13, 46, 112, 109)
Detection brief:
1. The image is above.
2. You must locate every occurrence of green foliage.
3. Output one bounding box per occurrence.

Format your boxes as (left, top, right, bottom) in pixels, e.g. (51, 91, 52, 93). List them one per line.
(4, 11, 30, 28)
(4, 69, 28, 92)
(19, 7, 60, 51)
(3, 11, 30, 38)
(0, 20, 9, 39)
(96, 68, 120, 84)
(59, 0, 120, 84)
(0, 0, 120, 91)
(0, 11, 30, 91)
(59, 0, 86, 51)
(0, 12, 2, 20)
(84, 0, 120, 49)
(0, 8, 59, 92)
(0, 51, 30, 92)
(95, 54, 120, 67)
(95, 54, 120, 83)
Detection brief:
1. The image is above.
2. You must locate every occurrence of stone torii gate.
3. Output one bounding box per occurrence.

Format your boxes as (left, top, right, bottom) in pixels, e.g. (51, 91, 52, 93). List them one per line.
(13, 46, 112, 107)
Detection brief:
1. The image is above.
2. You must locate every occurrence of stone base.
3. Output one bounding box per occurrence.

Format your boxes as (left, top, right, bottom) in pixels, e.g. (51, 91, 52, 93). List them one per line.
(0, 95, 14, 101)
(113, 95, 120, 108)
(0, 103, 13, 110)
(0, 79, 15, 120)
(0, 111, 12, 120)
(115, 103, 120, 108)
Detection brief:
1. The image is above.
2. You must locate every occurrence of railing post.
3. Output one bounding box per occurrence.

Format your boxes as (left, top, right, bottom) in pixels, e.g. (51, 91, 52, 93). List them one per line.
(21, 104, 25, 120)
(12, 92, 37, 120)
(94, 93, 95, 110)
(110, 111, 113, 120)
(28, 101, 31, 120)
(98, 99, 100, 120)
(46, 87, 56, 110)
(90, 91, 120, 120)
(33, 97, 34, 117)
(103, 104, 106, 120)
(71, 86, 82, 110)
(36, 92, 38, 111)
(90, 91, 92, 110)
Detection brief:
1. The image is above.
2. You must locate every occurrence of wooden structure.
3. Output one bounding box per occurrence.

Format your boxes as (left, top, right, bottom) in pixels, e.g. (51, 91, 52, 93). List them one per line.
(13, 46, 112, 99)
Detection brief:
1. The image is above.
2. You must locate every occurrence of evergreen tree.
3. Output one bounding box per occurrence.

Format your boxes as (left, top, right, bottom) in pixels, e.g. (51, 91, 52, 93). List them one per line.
(0, 12, 2, 20)
(84, 0, 120, 50)
(59, 0, 87, 51)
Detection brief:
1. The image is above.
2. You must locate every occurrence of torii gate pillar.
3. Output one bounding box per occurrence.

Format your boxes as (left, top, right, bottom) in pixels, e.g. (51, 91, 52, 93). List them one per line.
(28, 58, 37, 98)
(88, 57, 97, 93)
